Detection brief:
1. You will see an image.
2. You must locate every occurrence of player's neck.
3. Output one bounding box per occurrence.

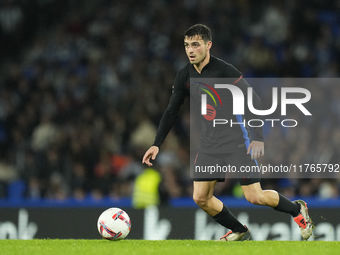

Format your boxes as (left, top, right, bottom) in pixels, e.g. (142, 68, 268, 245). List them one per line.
(193, 53, 210, 74)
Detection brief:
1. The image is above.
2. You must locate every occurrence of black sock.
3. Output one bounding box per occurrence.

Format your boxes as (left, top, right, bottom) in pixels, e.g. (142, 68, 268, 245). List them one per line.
(274, 193, 300, 217)
(212, 205, 247, 233)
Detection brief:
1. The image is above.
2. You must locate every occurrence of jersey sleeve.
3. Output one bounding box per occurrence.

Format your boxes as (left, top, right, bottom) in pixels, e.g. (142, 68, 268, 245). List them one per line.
(152, 72, 189, 148)
(224, 63, 264, 142)
(236, 78, 264, 142)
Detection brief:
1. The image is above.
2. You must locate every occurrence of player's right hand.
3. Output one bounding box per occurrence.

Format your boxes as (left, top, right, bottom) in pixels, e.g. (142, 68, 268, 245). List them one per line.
(142, 146, 159, 166)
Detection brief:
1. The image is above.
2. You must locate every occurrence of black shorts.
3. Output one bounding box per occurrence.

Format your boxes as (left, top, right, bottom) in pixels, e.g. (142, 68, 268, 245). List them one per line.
(192, 148, 261, 186)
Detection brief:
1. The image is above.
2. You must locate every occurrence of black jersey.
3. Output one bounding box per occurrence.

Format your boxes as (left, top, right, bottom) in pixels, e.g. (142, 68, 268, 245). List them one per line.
(153, 55, 263, 153)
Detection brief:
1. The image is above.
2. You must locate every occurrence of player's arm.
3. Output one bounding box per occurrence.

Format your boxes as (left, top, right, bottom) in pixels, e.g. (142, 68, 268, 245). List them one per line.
(225, 63, 264, 159)
(237, 78, 264, 159)
(142, 74, 188, 166)
(225, 63, 265, 145)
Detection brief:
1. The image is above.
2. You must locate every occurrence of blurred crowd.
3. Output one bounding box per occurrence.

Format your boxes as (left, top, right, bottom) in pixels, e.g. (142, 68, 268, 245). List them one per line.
(0, 0, 340, 204)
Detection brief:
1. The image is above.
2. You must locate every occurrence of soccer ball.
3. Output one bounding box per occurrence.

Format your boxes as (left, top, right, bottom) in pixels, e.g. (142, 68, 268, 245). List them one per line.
(97, 207, 131, 240)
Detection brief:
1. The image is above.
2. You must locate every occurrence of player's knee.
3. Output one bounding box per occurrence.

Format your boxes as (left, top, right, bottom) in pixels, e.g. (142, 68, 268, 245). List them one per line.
(193, 194, 208, 208)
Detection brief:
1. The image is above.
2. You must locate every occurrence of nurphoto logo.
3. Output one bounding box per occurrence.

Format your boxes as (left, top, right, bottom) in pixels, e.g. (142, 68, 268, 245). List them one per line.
(200, 84, 312, 128)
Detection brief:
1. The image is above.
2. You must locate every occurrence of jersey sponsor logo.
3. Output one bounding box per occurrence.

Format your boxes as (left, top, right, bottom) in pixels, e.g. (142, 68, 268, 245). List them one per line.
(202, 104, 216, 121)
(198, 82, 222, 121)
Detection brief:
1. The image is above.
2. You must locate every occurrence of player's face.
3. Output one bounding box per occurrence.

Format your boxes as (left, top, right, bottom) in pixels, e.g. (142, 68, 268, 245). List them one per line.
(184, 36, 211, 65)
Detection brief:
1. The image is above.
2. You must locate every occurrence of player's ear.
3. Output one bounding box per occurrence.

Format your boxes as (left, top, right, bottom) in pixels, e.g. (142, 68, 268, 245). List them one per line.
(206, 41, 212, 51)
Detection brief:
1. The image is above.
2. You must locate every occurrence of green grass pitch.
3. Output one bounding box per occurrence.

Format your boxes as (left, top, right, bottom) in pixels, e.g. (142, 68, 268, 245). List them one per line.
(1, 240, 339, 255)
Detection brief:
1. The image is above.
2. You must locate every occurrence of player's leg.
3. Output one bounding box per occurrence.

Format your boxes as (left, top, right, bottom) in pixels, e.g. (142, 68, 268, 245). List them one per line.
(193, 180, 221, 215)
(231, 147, 313, 240)
(241, 181, 313, 240)
(193, 180, 249, 241)
(193, 152, 248, 240)
(241, 182, 298, 212)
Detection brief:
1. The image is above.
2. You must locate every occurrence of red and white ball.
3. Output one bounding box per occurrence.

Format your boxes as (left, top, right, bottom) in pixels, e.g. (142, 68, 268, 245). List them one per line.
(97, 207, 131, 240)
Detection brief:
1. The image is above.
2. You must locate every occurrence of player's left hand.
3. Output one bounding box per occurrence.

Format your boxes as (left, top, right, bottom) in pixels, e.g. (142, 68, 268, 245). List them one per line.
(247, 141, 264, 160)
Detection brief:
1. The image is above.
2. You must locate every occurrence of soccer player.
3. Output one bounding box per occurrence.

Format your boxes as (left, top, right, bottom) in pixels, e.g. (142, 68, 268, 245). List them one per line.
(142, 24, 313, 241)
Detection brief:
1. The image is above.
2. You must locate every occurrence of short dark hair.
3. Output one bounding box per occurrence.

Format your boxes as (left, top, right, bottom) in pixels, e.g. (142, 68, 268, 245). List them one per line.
(184, 24, 212, 42)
